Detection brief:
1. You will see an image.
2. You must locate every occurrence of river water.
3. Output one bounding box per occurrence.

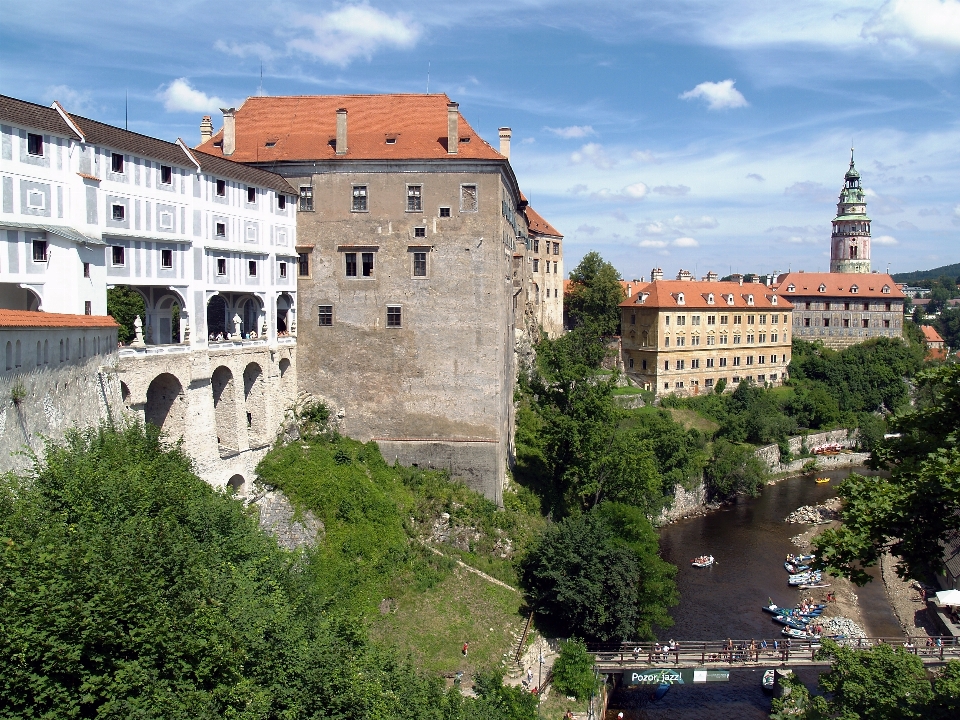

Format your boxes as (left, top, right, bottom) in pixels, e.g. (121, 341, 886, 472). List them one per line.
(606, 466, 901, 719)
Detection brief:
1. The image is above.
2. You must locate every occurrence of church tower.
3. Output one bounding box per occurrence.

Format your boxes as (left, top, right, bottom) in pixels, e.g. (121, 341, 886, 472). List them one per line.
(830, 150, 871, 273)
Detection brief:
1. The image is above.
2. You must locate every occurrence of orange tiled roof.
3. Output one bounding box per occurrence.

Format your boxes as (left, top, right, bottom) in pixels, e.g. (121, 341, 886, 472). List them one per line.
(774, 272, 905, 299)
(619, 280, 793, 310)
(921, 325, 944, 343)
(195, 94, 504, 163)
(0, 310, 119, 328)
(525, 205, 562, 238)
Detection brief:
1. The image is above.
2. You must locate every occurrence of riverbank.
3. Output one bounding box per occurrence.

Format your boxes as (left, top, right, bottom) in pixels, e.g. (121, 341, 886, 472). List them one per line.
(880, 552, 938, 637)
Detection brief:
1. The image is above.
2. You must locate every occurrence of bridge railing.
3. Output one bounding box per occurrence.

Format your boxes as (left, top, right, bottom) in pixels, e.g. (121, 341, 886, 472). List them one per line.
(589, 636, 960, 667)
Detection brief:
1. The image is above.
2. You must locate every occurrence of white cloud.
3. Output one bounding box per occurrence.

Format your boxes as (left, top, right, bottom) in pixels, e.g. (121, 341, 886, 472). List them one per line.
(873, 235, 899, 245)
(651, 184, 690, 196)
(784, 181, 833, 202)
(45, 85, 95, 115)
(214, 39, 277, 60)
(570, 143, 616, 169)
(160, 78, 228, 113)
(863, 0, 960, 50)
(546, 125, 595, 139)
(673, 237, 699, 247)
(290, 4, 420, 66)
(639, 239, 668, 248)
(624, 182, 649, 198)
(679, 79, 748, 110)
(632, 150, 661, 164)
(746, 173, 765, 182)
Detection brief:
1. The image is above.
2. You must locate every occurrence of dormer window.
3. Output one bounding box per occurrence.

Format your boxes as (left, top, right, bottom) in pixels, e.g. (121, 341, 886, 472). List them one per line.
(726, 294, 734, 306)
(707, 293, 715, 305)
(677, 292, 685, 305)
(747, 294, 754, 305)
(882, 285, 890, 294)
(787, 284, 795, 292)
(385, 136, 397, 144)
(850, 285, 858, 294)
(771, 295, 778, 306)
(819, 284, 826, 293)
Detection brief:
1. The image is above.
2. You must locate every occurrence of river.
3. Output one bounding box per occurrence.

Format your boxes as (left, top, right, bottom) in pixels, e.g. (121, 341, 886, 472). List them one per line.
(606, 465, 901, 719)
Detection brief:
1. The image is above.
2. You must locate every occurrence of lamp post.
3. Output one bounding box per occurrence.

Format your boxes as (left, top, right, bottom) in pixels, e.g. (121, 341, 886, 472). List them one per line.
(537, 637, 544, 718)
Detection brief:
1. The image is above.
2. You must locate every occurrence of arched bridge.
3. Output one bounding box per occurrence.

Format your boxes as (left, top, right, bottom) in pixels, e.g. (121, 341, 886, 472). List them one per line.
(591, 637, 960, 675)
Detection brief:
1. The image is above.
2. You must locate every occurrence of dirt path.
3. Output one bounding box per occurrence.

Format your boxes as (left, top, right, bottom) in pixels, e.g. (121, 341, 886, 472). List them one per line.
(880, 552, 938, 637)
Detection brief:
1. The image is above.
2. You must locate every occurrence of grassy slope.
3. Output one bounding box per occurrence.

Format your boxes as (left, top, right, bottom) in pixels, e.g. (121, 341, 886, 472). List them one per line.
(665, 407, 720, 434)
(256, 435, 541, 675)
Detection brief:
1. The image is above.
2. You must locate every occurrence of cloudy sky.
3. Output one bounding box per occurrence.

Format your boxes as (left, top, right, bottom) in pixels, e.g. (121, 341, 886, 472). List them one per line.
(4, 0, 960, 279)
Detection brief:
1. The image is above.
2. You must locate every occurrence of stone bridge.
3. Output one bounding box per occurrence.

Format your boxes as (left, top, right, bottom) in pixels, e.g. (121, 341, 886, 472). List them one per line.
(117, 338, 297, 493)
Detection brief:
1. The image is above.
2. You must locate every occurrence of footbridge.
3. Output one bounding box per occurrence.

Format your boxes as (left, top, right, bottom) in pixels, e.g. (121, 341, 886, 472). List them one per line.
(591, 637, 960, 677)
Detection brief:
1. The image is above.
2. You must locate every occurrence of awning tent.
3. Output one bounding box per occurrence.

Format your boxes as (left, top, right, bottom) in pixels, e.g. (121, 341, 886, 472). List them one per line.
(934, 589, 960, 605)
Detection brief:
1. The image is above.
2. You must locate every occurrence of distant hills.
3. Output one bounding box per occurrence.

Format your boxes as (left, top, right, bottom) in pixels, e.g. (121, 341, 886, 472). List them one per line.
(892, 262, 960, 284)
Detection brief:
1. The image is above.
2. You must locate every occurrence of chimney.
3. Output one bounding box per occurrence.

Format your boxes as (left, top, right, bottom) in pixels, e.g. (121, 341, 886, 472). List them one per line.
(752, 275, 761, 284)
(706, 270, 718, 282)
(731, 273, 743, 285)
(336, 108, 348, 156)
(220, 108, 236, 156)
(447, 102, 459, 155)
(650, 267, 663, 281)
(626, 284, 632, 298)
(499, 127, 512, 160)
(200, 116, 213, 144)
(677, 269, 693, 281)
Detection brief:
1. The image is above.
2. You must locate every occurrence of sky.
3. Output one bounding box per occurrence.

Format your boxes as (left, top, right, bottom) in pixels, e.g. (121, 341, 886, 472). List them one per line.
(3, 0, 960, 280)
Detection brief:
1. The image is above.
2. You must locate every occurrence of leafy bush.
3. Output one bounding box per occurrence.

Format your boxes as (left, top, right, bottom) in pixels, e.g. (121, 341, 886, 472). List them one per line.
(551, 639, 598, 701)
(705, 439, 768, 501)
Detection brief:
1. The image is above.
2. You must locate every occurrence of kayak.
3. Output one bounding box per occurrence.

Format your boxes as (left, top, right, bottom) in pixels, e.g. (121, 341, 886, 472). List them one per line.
(785, 562, 811, 574)
(782, 627, 821, 640)
(798, 583, 830, 590)
(786, 554, 816, 563)
(772, 615, 808, 630)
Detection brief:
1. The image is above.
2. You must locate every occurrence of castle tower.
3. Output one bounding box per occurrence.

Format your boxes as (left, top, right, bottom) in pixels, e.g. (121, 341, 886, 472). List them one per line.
(830, 149, 871, 273)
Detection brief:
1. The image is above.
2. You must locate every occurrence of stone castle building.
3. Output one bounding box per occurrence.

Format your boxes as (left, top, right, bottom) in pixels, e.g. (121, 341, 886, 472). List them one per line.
(0, 94, 299, 489)
(196, 95, 563, 503)
(773, 152, 904, 349)
(620, 271, 793, 396)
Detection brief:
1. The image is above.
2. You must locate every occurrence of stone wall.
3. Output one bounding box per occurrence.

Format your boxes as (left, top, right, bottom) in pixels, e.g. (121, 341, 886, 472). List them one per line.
(655, 480, 709, 525)
(756, 429, 859, 474)
(376, 438, 502, 502)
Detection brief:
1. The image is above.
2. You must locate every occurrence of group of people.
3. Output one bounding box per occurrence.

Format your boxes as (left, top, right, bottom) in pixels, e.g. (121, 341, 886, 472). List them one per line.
(207, 330, 259, 342)
(632, 639, 678, 662)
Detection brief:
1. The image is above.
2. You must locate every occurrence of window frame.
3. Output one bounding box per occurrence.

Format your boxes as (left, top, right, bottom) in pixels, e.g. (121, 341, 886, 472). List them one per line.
(216, 179, 226, 197)
(32, 239, 48, 262)
(279, 261, 287, 279)
(216, 258, 227, 276)
(318, 305, 333, 326)
(247, 259, 258, 277)
(111, 203, 126, 222)
(299, 185, 314, 212)
(361, 252, 374, 277)
(345, 252, 358, 277)
(412, 250, 428, 278)
(414, 226, 427, 238)
(277, 194, 286, 210)
(160, 248, 173, 269)
(247, 186, 257, 204)
(386, 305, 402, 328)
(352, 185, 368, 212)
(406, 184, 423, 212)
(297, 251, 310, 278)
(215, 222, 226, 238)
(111, 245, 125, 267)
(439, 206, 451, 218)
(160, 165, 173, 185)
(27, 133, 43, 156)
(111, 153, 124, 174)
(460, 183, 479, 213)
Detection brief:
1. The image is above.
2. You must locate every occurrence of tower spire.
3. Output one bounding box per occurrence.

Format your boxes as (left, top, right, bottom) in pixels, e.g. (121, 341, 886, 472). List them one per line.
(830, 151, 870, 274)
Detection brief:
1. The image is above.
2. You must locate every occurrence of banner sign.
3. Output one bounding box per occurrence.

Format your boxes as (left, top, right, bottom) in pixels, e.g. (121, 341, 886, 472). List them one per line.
(622, 668, 730, 686)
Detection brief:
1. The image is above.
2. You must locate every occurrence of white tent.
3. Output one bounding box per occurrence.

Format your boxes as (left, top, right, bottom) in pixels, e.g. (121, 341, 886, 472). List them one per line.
(934, 589, 960, 605)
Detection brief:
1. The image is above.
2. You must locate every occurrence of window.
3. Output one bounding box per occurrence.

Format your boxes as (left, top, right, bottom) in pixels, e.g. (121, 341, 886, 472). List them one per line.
(843, 318, 850, 328)
(664, 337, 670, 347)
(84, 301, 92, 315)
(413, 251, 428, 277)
(677, 315, 685, 326)
(676, 336, 685, 347)
(111, 245, 125, 266)
(733, 335, 741, 344)
(675, 381, 684, 389)
(720, 315, 728, 324)
(706, 358, 715, 368)
(883, 319, 890, 328)
(642, 359, 647, 370)
(248, 260, 257, 277)
(665, 316, 670, 326)
(161, 249, 173, 269)
(345, 253, 357, 277)
(862, 303, 869, 311)
(746, 333, 754, 343)
(705, 378, 714, 387)
(299, 186, 313, 211)
(664, 383, 670, 389)
(759, 333, 766, 343)
(691, 335, 700, 346)
(664, 360, 670, 371)
(805, 302, 811, 310)
(460, 184, 478, 212)
(804, 318, 811, 327)
(862, 319, 869, 328)
(760, 315, 767, 324)
(733, 315, 742, 324)
(747, 315, 755, 324)
(279, 262, 287, 278)
(298, 252, 310, 277)
(439, 206, 451, 217)
(161, 165, 172, 184)
(216, 179, 226, 196)
(414, 227, 426, 238)
(532, 238, 540, 253)
(112, 204, 125, 221)
(628, 358, 634, 369)
(823, 318, 830, 328)
(545, 262, 551, 274)
(362, 252, 374, 277)
(746, 356, 754, 365)
(217, 258, 227, 275)
(733, 356, 741, 366)
(352, 185, 368, 211)
(159, 212, 173, 230)
(706, 335, 715, 346)
(247, 187, 256, 203)
(32, 240, 47, 262)
(758, 374, 766, 382)
(216, 222, 226, 237)
(707, 315, 716, 325)
(83, 262, 90, 278)
(27, 133, 43, 156)
(720, 334, 728, 344)
(407, 185, 422, 212)
(733, 376, 741, 383)
(554, 242, 561, 255)
(676, 359, 684, 370)
(278, 194, 286, 210)
(771, 354, 778, 363)
(630, 313, 636, 325)
(692, 315, 700, 326)
(553, 261, 558, 273)
(318, 305, 333, 326)
(691, 358, 700, 369)
(772, 332, 778, 342)
(386, 305, 402, 327)
(533, 258, 539, 272)
(719, 357, 727, 367)
(758, 355, 765, 364)
(111, 153, 124, 173)
(885, 302, 892, 311)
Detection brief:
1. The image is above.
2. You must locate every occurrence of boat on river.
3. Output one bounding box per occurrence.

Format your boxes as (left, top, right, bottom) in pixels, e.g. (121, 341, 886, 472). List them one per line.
(773, 615, 809, 630)
(782, 627, 821, 640)
(762, 669, 776, 694)
(691, 555, 714, 567)
(815, 477, 830, 484)
(786, 553, 816, 563)
(785, 561, 811, 574)
(789, 572, 822, 586)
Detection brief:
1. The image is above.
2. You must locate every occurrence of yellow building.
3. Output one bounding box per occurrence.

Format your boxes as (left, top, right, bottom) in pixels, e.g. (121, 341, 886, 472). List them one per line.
(620, 275, 794, 395)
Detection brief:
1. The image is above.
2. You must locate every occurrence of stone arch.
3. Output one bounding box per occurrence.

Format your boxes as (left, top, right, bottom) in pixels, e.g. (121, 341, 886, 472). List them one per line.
(120, 381, 132, 407)
(211, 365, 239, 453)
(144, 372, 186, 439)
(4, 341, 11, 371)
(226, 474, 245, 493)
(240, 296, 263, 338)
(154, 293, 182, 345)
(243, 362, 265, 442)
(207, 294, 228, 339)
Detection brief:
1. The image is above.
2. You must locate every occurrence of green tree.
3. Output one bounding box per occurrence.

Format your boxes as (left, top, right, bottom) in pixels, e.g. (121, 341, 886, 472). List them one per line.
(706, 439, 768, 501)
(518, 503, 677, 641)
(106, 285, 145, 344)
(815, 363, 960, 584)
(936, 307, 960, 350)
(551, 639, 598, 701)
(565, 251, 625, 336)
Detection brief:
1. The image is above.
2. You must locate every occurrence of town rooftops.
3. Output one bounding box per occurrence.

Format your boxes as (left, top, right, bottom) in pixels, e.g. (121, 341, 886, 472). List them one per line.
(0, 94, 295, 197)
(525, 205, 562, 238)
(194, 94, 504, 163)
(921, 325, 945, 344)
(774, 272, 905, 299)
(0, 310, 119, 329)
(619, 280, 793, 310)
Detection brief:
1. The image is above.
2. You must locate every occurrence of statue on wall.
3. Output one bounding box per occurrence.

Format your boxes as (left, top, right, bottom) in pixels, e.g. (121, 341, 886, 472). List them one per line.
(132, 315, 145, 347)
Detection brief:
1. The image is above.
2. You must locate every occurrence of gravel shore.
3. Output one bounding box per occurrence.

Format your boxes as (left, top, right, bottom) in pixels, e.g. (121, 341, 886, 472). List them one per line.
(880, 552, 938, 637)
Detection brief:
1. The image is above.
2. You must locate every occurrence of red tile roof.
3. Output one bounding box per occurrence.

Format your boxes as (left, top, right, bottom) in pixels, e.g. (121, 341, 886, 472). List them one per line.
(774, 272, 905, 299)
(525, 205, 562, 238)
(195, 94, 504, 163)
(619, 280, 793, 310)
(0, 310, 119, 329)
(921, 325, 944, 343)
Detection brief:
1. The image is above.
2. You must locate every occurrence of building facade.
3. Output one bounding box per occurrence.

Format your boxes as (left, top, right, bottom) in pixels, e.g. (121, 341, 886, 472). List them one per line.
(620, 273, 793, 396)
(196, 94, 561, 502)
(830, 151, 872, 274)
(523, 203, 564, 338)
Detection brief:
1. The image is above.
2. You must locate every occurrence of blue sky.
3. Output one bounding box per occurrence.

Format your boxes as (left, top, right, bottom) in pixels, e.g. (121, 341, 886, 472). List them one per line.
(4, 0, 960, 279)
